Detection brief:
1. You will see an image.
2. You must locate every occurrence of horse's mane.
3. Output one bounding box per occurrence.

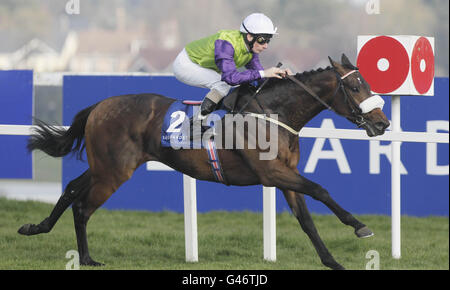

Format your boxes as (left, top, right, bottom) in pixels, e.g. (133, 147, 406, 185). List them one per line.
(238, 66, 335, 98)
(295, 66, 333, 81)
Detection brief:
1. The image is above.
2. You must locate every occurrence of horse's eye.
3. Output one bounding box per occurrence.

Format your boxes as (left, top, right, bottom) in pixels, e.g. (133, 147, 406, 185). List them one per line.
(352, 87, 359, 92)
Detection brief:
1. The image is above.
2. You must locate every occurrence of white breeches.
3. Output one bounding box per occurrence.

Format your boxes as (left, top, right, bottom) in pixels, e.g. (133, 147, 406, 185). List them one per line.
(172, 48, 231, 99)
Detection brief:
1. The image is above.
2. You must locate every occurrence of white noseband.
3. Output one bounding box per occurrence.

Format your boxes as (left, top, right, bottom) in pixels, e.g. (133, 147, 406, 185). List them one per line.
(359, 95, 385, 114)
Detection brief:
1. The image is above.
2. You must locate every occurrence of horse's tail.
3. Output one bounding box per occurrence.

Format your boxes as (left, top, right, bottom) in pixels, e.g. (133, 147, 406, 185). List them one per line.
(27, 104, 98, 160)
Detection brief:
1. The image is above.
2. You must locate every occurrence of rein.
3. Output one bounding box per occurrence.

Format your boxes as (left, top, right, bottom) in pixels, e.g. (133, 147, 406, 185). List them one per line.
(285, 74, 336, 113)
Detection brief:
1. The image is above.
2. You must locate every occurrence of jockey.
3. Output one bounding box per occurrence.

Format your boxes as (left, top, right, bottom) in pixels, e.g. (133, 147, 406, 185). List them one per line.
(172, 13, 290, 122)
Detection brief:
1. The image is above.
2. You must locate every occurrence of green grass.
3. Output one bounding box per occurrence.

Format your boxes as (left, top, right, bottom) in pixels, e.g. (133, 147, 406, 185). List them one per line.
(0, 198, 448, 270)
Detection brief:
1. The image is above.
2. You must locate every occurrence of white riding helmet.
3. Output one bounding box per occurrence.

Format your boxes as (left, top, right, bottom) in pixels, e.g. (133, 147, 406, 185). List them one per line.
(239, 13, 278, 35)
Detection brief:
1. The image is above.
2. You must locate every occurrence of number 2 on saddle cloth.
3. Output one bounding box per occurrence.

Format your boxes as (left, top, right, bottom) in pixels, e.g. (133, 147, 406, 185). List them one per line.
(160, 99, 228, 183)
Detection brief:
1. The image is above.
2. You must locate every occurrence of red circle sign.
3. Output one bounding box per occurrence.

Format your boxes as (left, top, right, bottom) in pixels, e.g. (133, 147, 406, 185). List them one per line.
(357, 36, 410, 94)
(411, 37, 434, 94)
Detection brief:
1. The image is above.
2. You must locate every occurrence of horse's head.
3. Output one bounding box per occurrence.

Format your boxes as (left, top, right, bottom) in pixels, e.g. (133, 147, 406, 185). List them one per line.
(327, 54, 390, 137)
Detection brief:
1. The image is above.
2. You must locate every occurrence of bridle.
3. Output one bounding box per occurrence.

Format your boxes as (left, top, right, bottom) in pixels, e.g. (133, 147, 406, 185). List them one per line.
(330, 69, 368, 128)
(286, 68, 368, 128)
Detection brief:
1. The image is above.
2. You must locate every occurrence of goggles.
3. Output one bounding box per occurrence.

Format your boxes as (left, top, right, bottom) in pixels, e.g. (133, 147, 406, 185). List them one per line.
(255, 35, 272, 45)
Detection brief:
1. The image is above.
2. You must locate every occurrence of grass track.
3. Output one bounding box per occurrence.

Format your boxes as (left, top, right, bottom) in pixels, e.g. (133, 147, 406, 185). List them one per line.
(0, 198, 448, 270)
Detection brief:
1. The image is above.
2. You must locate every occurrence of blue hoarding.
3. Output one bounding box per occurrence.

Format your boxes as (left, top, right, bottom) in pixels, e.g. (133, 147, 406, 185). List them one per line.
(62, 76, 448, 216)
(0, 70, 33, 179)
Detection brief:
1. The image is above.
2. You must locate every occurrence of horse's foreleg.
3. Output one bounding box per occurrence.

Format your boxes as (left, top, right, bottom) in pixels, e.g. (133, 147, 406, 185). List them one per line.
(282, 190, 344, 270)
(18, 170, 91, 236)
(265, 164, 372, 238)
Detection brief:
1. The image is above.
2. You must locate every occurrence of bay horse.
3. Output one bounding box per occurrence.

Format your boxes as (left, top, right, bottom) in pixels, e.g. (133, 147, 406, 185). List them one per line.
(18, 54, 389, 270)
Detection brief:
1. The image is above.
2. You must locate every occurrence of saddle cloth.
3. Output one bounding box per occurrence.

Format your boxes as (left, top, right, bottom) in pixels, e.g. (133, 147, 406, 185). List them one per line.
(161, 100, 227, 149)
(161, 100, 228, 184)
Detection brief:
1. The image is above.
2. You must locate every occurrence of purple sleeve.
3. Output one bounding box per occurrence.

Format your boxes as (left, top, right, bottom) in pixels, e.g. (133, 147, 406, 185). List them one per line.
(214, 39, 262, 86)
(245, 53, 264, 72)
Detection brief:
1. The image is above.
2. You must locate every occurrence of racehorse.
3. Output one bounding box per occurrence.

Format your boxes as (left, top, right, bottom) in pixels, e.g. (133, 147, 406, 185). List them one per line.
(18, 54, 389, 270)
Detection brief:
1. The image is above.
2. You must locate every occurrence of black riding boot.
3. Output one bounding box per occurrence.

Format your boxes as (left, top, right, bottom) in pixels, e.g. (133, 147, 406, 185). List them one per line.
(190, 97, 218, 141)
(199, 97, 217, 117)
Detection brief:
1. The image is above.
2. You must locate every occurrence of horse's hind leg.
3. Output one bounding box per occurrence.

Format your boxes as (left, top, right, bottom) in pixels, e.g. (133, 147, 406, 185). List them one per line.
(18, 170, 91, 236)
(282, 190, 344, 270)
(72, 172, 132, 266)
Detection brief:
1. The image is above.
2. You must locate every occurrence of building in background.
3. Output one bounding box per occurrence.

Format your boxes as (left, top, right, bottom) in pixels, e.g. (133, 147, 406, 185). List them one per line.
(0, 1, 447, 75)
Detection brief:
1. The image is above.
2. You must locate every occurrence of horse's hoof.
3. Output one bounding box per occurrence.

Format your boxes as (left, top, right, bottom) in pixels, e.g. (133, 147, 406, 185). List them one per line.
(81, 258, 105, 267)
(355, 226, 374, 238)
(323, 259, 346, 270)
(18, 224, 39, 236)
(87, 261, 105, 267)
(18, 218, 50, 236)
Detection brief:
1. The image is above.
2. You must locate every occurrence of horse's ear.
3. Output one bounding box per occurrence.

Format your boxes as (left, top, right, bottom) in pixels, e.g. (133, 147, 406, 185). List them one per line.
(341, 54, 351, 65)
(328, 56, 339, 68)
(341, 54, 355, 68)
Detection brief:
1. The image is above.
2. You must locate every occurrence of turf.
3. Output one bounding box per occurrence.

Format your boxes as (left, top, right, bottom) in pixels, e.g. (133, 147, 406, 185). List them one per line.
(0, 198, 448, 270)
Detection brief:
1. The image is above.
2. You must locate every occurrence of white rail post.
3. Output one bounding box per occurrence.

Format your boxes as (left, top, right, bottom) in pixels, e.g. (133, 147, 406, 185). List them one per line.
(183, 174, 198, 262)
(263, 186, 276, 261)
(391, 95, 401, 259)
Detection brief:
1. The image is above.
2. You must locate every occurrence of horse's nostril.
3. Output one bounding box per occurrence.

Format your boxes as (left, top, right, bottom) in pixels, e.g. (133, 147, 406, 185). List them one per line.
(375, 121, 389, 131)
